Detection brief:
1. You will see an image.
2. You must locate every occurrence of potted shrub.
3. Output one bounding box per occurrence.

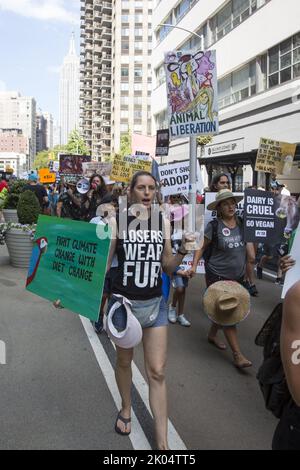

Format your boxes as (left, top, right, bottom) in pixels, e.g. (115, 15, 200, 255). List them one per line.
(2, 180, 27, 223)
(2, 190, 40, 268)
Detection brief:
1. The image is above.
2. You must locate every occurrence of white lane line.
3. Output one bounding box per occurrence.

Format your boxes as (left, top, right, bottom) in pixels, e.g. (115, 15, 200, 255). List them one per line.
(80, 316, 187, 450)
(79, 316, 151, 450)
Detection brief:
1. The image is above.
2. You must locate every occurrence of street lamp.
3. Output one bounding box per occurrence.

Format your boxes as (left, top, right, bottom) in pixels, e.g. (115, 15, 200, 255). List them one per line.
(158, 24, 204, 231)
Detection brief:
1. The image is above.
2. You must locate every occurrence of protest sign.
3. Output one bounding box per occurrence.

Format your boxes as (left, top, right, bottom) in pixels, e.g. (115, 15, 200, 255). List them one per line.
(181, 254, 205, 274)
(164, 49, 219, 140)
(155, 129, 170, 156)
(255, 138, 296, 174)
(59, 154, 91, 175)
(243, 189, 285, 243)
(82, 162, 112, 178)
(38, 168, 56, 184)
(159, 160, 203, 197)
(282, 224, 300, 299)
(131, 134, 156, 158)
(26, 216, 111, 321)
(111, 154, 152, 183)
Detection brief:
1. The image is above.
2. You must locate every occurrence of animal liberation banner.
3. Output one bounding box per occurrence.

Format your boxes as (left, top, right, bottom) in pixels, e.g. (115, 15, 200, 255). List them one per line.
(158, 160, 204, 197)
(59, 154, 91, 175)
(26, 216, 111, 321)
(164, 49, 219, 139)
(243, 189, 284, 243)
(111, 154, 152, 183)
(155, 129, 170, 157)
(255, 138, 297, 175)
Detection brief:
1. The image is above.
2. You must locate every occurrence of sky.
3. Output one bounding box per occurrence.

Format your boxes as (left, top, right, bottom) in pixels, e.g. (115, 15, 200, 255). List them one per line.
(0, 0, 80, 121)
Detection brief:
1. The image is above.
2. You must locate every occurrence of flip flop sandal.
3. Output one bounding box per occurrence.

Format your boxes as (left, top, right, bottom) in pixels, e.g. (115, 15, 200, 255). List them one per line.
(115, 411, 131, 436)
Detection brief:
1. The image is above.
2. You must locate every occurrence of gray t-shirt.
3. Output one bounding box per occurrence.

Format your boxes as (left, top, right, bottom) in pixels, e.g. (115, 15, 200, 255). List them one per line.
(204, 219, 246, 280)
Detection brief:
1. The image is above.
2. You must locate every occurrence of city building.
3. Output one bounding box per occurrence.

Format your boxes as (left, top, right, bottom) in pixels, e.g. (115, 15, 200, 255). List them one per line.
(0, 129, 29, 155)
(36, 112, 54, 152)
(80, 0, 153, 161)
(59, 33, 80, 145)
(152, 0, 300, 192)
(0, 152, 27, 178)
(0, 91, 36, 169)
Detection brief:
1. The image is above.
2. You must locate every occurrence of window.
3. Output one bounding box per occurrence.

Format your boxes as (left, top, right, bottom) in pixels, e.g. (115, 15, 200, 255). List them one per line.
(268, 34, 300, 88)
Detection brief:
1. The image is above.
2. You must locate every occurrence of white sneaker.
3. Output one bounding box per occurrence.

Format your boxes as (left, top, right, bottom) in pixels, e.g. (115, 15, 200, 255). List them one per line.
(177, 314, 191, 327)
(168, 306, 177, 324)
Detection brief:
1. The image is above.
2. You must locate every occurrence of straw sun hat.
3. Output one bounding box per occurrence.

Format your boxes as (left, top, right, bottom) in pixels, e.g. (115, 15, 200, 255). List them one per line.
(203, 281, 250, 326)
(207, 189, 243, 211)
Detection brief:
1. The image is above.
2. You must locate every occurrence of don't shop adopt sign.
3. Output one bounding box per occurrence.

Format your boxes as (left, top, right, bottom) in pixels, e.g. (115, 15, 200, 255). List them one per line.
(243, 189, 282, 243)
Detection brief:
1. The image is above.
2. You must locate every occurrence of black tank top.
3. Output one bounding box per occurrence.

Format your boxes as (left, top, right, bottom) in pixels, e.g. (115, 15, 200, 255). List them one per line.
(112, 208, 165, 300)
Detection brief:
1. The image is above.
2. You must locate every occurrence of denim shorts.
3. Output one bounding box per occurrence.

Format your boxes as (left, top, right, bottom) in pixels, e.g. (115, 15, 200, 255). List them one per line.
(172, 274, 188, 289)
(107, 295, 168, 330)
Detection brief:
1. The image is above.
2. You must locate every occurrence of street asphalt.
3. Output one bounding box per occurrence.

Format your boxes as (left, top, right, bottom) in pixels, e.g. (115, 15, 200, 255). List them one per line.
(0, 243, 280, 450)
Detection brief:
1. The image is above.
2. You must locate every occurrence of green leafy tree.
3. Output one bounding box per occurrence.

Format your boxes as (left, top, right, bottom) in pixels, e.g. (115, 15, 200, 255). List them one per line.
(33, 150, 49, 170)
(65, 130, 90, 155)
(119, 132, 131, 157)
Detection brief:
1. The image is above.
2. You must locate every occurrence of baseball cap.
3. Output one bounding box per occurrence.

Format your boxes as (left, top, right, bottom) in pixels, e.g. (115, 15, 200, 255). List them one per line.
(28, 173, 37, 181)
(103, 295, 142, 349)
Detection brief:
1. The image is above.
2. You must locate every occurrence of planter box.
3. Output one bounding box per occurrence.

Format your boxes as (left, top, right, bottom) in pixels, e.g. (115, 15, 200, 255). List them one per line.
(5, 228, 33, 268)
(3, 209, 19, 223)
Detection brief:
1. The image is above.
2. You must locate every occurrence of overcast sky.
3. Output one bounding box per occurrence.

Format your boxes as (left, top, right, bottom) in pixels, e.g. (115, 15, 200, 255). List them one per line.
(0, 0, 80, 121)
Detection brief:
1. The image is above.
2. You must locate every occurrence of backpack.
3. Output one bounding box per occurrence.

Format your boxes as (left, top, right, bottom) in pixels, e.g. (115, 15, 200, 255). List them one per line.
(203, 216, 243, 263)
(255, 303, 291, 419)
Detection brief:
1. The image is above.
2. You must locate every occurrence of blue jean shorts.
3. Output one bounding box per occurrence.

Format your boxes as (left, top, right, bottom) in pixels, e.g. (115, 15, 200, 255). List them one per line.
(107, 295, 168, 330)
(172, 274, 189, 289)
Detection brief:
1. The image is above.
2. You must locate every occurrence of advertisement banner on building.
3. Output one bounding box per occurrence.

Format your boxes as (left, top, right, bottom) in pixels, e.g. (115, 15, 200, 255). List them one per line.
(155, 129, 170, 156)
(255, 138, 297, 175)
(158, 160, 203, 197)
(111, 154, 152, 183)
(59, 154, 92, 175)
(164, 49, 219, 140)
(243, 189, 285, 243)
(26, 216, 111, 321)
(82, 162, 112, 178)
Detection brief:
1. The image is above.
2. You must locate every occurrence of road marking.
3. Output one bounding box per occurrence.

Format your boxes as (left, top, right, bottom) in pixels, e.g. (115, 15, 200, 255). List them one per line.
(80, 316, 187, 450)
(80, 316, 151, 450)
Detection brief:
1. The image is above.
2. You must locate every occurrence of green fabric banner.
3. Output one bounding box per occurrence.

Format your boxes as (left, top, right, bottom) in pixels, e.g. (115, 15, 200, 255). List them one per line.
(26, 216, 111, 321)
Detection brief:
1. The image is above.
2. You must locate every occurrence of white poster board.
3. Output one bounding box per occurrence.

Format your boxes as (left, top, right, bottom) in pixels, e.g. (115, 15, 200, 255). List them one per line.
(282, 227, 300, 299)
(159, 160, 203, 197)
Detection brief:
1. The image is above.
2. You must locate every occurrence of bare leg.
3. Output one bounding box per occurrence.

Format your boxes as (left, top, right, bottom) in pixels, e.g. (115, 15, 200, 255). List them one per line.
(171, 290, 178, 309)
(143, 326, 169, 450)
(176, 288, 185, 315)
(208, 323, 226, 350)
(223, 326, 252, 368)
(115, 346, 134, 432)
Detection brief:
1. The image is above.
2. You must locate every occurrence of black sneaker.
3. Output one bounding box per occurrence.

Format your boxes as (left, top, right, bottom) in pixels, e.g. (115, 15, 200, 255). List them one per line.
(93, 317, 104, 334)
(275, 277, 282, 285)
(249, 284, 258, 296)
(256, 266, 263, 280)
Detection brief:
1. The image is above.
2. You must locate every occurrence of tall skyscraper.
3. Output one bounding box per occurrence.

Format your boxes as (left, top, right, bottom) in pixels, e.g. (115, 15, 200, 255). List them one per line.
(0, 91, 36, 168)
(80, 0, 153, 161)
(36, 112, 54, 152)
(59, 33, 80, 145)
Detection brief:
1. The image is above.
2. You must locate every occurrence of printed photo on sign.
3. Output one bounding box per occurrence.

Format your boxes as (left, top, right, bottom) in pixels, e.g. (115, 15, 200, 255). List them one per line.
(59, 154, 91, 175)
(155, 129, 170, 156)
(164, 49, 219, 139)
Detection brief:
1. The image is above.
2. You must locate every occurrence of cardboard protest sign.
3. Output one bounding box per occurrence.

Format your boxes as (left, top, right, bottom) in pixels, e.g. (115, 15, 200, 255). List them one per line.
(82, 162, 112, 178)
(59, 154, 91, 175)
(159, 160, 203, 197)
(255, 138, 296, 174)
(131, 133, 156, 158)
(38, 168, 56, 184)
(243, 189, 285, 243)
(26, 216, 111, 321)
(111, 154, 152, 183)
(164, 49, 219, 140)
(282, 225, 300, 299)
(155, 129, 170, 156)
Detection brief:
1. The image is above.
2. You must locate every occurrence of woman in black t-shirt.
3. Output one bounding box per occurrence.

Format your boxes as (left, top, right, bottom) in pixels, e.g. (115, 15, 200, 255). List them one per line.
(106, 171, 194, 450)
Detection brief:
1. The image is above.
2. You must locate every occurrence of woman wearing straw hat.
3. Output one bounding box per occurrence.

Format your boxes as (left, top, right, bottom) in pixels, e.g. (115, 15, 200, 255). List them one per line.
(189, 189, 253, 368)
